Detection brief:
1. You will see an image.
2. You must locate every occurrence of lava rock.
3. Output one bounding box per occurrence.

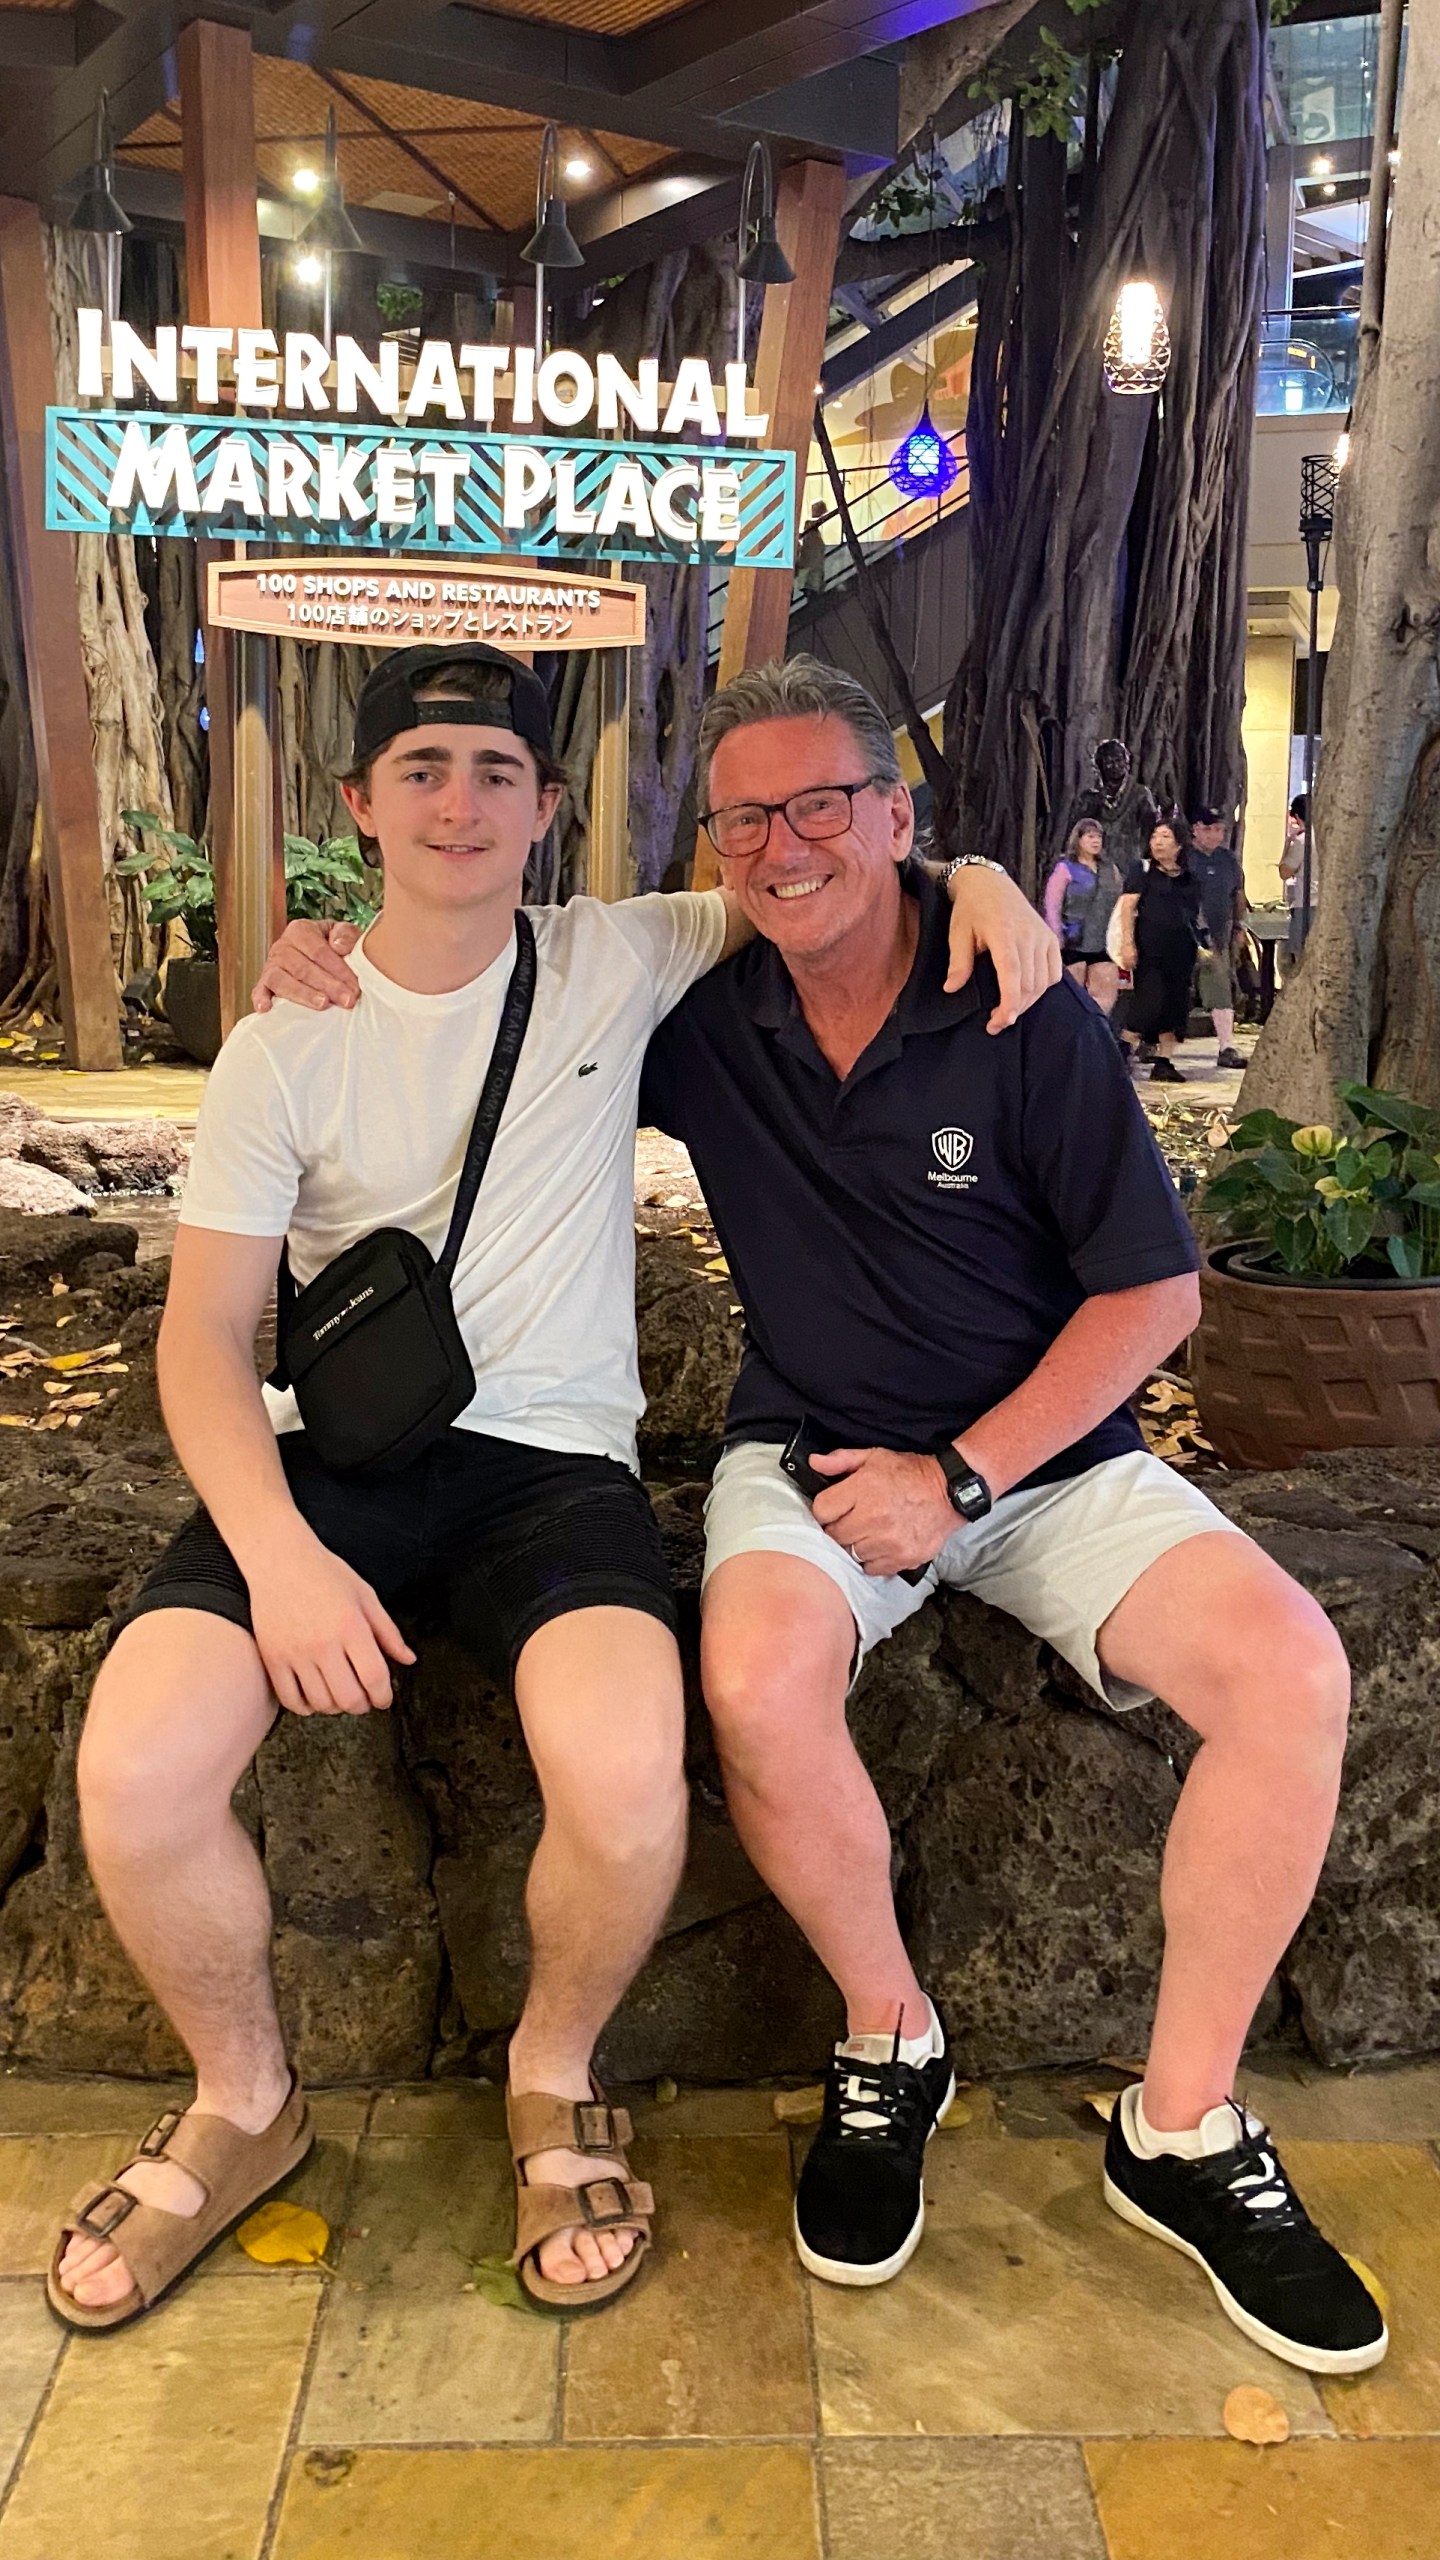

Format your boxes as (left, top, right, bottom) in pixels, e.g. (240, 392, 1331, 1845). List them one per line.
(0, 1213, 137, 1296)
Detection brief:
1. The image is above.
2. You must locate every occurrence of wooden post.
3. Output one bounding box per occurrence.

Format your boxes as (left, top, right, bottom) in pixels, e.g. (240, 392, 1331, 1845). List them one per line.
(587, 565, 632, 901)
(180, 17, 280, 1035)
(699, 156, 847, 889)
(0, 199, 122, 1067)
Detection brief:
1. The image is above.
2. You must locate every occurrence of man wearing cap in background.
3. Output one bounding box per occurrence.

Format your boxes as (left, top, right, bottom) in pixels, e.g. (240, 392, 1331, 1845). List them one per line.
(50, 643, 1056, 2331)
(1189, 808, 1249, 1072)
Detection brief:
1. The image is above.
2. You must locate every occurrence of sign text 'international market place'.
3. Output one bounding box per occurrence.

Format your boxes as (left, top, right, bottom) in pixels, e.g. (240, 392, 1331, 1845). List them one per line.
(45, 314, 797, 570)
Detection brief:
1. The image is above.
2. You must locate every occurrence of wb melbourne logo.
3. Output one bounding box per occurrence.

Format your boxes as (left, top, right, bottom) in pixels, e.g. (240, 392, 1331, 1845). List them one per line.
(928, 1126, 977, 1193)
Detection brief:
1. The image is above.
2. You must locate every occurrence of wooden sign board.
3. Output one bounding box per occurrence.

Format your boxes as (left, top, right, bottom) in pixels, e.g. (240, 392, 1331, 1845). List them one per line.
(205, 557, 646, 650)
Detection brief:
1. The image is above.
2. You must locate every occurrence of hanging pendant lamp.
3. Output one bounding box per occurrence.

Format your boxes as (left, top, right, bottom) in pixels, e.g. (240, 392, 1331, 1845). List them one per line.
(889, 396, 959, 500)
(299, 108, 363, 254)
(1102, 280, 1170, 394)
(523, 125, 584, 270)
(71, 90, 132, 236)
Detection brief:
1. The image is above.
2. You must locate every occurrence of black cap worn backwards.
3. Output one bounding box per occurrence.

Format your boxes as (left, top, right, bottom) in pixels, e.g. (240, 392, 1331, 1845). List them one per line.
(350, 643, 554, 768)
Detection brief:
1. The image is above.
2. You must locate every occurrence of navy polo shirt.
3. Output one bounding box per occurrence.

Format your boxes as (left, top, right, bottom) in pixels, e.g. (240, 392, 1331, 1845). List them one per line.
(640, 871, 1199, 1490)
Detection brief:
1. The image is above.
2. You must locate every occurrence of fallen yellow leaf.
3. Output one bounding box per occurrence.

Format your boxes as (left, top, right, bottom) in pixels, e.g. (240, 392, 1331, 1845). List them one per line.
(1087, 2092, 1118, 2122)
(703, 1255, 730, 1274)
(0, 1415, 32, 1429)
(46, 1342, 121, 1372)
(772, 2087, 826, 2125)
(1344, 2255, 1391, 2320)
(940, 2098, 972, 2128)
(235, 2201, 329, 2266)
(1223, 2384, 1290, 2445)
(654, 2075, 679, 2106)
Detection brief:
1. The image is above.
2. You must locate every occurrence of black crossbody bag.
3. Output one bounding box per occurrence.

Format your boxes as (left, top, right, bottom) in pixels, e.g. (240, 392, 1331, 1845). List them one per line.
(269, 910, 537, 1476)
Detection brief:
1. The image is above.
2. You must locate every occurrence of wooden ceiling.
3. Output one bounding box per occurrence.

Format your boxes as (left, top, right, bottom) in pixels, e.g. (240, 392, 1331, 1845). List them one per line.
(119, 57, 674, 238)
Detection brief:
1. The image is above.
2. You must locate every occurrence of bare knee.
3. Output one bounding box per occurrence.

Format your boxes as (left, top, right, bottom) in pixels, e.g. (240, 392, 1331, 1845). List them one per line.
(702, 1613, 852, 1793)
(532, 1686, 686, 1868)
(1202, 1595, 1350, 1788)
(79, 1620, 271, 1847)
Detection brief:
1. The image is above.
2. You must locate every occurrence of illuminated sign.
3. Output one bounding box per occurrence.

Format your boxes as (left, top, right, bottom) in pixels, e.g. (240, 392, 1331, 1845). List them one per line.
(207, 556, 647, 649)
(45, 313, 796, 568)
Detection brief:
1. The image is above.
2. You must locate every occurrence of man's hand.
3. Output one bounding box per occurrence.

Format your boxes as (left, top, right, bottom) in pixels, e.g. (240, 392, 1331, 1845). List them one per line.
(943, 866, 1062, 1034)
(252, 919, 363, 1015)
(246, 1524, 416, 1713)
(809, 1448, 955, 1578)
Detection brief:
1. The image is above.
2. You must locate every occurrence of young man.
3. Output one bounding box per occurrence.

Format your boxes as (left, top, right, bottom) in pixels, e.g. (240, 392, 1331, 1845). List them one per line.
(53, 644, 1053, 2330)
(1189, 806, 1248, 1069)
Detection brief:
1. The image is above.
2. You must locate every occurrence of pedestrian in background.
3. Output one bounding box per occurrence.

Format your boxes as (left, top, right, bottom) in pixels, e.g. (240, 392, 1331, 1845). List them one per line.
(1042, 820, 1124, 1014)
(1280, 795, 1317, 962)
(1189, 805, 1248, 1070)
(1116, 817, 1203, 1083)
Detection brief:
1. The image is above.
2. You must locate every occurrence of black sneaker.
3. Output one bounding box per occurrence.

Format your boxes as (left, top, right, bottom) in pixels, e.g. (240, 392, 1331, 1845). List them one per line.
(1215, 1046, 1248, 1070)
(1150, 1057, 1186, 1082)
(793, 2011, 956, 2286)
(1104, 2085, 1387, 2374)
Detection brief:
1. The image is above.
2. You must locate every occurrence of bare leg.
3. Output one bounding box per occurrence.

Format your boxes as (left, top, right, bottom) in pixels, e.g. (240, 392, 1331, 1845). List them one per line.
(58, 1612, 287, 2307)
(506, 1608, 687, 2287)
(702, 1554, 927, 2037)
(1098, 1533, 1349, 2130)
(1212, 1006, 1236, 1051)
(1087, 960, 1120, 1015)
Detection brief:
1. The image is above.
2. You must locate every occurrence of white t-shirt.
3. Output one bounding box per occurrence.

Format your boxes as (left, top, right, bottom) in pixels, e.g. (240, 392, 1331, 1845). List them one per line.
(179, 890, 728, 1470)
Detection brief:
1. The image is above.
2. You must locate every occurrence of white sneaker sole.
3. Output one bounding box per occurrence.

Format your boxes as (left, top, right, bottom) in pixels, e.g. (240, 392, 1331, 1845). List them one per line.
(794, 2072, 956, 2289)
(1102, 2173, 1390, 2375)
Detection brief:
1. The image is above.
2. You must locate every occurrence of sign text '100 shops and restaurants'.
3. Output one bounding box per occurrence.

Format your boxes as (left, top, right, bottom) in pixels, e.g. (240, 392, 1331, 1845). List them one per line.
(45, 314, 796, 569)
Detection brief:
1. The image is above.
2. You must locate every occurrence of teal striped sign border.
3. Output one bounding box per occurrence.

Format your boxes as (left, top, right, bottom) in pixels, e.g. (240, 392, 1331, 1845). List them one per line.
(45, 408, 796, 569)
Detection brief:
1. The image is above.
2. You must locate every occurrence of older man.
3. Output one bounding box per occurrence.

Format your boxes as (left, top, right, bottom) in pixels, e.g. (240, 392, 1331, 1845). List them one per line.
(261, 657, 1382, 2377)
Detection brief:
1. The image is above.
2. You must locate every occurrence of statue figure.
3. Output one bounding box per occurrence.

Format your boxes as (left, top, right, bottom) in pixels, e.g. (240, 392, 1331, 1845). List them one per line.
(1072, 738, 1161, 878)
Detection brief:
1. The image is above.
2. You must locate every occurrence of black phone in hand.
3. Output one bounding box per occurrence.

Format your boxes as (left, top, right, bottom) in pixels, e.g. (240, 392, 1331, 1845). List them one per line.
(780, 1418, 931, 1585)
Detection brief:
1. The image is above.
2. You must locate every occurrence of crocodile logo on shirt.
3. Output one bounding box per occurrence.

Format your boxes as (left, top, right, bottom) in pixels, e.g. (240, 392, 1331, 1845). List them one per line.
(931, 1127, 973, 1172)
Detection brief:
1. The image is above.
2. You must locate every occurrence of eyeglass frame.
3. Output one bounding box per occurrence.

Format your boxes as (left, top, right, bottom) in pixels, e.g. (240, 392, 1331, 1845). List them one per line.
(696, 773, 897, 857)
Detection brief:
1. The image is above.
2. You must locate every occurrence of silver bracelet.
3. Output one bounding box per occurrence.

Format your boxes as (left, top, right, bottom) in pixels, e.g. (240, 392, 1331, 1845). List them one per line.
(940, 854, 1009, 882)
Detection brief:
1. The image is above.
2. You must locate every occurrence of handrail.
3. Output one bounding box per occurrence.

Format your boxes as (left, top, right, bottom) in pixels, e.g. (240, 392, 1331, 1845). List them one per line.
(705, 431, 969, 655)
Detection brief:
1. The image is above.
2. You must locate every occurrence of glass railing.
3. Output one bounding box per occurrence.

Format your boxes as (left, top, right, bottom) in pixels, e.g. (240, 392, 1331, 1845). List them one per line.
(1257, 308, 1358, 414)
(705, 433, 969, 657)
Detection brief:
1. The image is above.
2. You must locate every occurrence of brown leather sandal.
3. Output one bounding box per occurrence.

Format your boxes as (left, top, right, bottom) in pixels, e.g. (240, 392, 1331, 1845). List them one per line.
(507, 2082, 653, 2314)
(46, 2077, 313, 2334)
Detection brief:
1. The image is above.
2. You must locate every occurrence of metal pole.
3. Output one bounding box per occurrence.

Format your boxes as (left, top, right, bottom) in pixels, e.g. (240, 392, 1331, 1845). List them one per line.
(1359, 0, 1406, 354)
(230, 629, 277, 1013)
(1302, 568, 1319, 946)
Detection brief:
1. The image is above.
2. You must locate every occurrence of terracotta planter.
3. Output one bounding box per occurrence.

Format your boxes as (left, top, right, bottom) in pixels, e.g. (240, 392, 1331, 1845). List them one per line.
(160, 957, 222, 1065)
(1193, 1242, 1440, 1471)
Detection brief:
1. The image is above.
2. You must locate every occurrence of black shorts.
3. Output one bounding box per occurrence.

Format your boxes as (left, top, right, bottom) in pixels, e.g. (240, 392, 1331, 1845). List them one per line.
(117, 1429, 677, 1670)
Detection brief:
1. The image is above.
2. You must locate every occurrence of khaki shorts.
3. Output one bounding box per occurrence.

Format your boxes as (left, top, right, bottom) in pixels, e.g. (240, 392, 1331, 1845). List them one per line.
(1195, 949, 1234, 1011)
(702, 1444, 1244, 1709)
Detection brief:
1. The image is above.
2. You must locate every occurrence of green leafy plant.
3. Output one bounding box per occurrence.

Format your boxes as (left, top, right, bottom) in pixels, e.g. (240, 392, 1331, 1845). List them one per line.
(118, 811, 378, 958)
(116, 813, 218, 958)
(971, 28, 1084, 142)
(376, 282, 423, 330)
(1201, 1084, 1440, 1281)
(283, 832, 379, 927)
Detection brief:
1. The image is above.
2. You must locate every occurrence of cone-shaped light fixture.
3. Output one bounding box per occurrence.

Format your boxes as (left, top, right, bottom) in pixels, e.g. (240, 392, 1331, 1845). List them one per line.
(299, 108, 363, 253)
(1102, 279, 1170, 394)
(522, 124, 584, 270)
(71, 90, 132, 236)
(736, 140, 793, 286)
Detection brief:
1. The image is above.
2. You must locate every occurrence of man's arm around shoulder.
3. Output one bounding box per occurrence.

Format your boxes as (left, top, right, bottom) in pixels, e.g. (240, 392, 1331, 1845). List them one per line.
(159, 1227, 414, 1715)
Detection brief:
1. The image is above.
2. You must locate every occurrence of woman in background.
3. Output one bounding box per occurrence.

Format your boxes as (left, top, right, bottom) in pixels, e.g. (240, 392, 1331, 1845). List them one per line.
(1116, 816, 1203, 1083)
(1042, 820, 1124, 1013)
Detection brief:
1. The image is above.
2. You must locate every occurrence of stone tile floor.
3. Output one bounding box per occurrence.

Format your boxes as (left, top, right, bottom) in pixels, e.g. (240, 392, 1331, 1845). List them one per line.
(0, 2061, 1438, 2558)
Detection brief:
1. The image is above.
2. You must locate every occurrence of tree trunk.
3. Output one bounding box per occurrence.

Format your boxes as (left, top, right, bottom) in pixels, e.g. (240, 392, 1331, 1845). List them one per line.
(1242, 0, 1440, 1121)
(943, 0, 1267, 871)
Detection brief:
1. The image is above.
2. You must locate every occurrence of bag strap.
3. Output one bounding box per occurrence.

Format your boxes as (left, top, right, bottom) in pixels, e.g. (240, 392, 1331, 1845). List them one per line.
(269, 909, 537, 1385)
(437, 908, 537, 1280)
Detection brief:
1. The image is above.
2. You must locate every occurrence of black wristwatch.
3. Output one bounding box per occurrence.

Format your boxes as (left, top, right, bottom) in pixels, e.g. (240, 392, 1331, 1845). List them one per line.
(936, 1446, 993, 1521)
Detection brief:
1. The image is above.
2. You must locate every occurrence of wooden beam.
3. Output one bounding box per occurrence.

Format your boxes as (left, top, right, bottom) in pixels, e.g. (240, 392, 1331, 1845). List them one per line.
(0, 195, 121, 1067)
(179, 17, 280, 1040)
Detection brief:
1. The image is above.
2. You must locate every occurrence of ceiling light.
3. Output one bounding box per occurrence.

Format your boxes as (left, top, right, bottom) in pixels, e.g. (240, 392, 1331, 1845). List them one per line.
(71, 89, 132, 237)
(522, 123, 584, 271)
(294, 251, 324, 284)
(298, 108, 364, 254)
(563, 156, 592, 180)
(293, 166, 320, 195)
(1311, 155, 1333, 177)
(1322, 183, 1337, 197)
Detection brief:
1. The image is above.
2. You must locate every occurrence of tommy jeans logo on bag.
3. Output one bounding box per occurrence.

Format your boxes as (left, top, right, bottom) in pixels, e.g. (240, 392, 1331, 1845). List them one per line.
(311, 1286, 377, 1344)
(928, 1127, 977, 1195)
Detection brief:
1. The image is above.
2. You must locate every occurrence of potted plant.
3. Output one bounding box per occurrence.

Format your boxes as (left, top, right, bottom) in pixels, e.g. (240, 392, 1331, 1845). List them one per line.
(118, 814, 377, 1064)
(1192, 1081, 1440, 1469)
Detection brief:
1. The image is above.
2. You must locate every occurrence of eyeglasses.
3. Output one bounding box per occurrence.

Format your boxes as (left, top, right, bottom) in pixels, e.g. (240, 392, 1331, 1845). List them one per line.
(697, 775, 890, 860)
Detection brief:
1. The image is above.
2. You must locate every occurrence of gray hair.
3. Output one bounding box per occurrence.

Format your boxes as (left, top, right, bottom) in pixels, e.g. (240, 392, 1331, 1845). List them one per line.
(697, 655, 901, 807)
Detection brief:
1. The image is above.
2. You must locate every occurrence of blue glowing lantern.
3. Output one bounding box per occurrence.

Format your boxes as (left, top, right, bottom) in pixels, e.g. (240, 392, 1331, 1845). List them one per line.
(888, 399, 959, 501)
